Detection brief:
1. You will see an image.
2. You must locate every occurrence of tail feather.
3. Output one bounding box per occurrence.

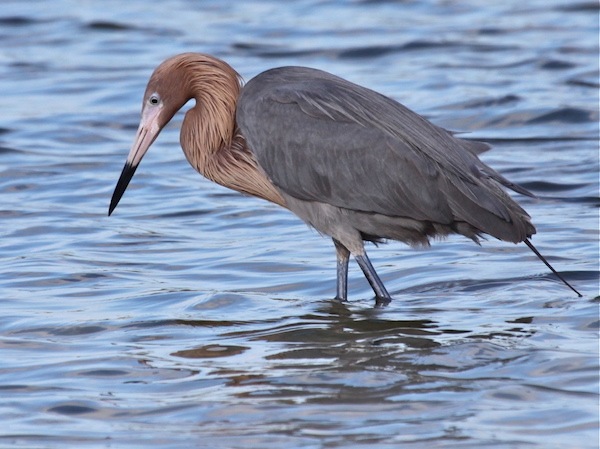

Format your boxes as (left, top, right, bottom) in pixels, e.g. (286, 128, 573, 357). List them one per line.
(524, 239, 582, 297)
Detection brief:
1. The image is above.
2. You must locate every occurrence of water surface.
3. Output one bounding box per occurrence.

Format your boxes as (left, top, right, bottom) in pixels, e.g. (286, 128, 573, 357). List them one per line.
(1, 1, 598, 448)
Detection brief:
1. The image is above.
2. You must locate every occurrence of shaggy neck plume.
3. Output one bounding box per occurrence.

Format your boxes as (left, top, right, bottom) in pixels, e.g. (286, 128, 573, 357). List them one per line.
(165, 54, 285, 206)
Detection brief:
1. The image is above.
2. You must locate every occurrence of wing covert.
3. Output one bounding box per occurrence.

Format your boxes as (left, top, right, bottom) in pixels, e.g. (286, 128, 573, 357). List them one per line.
(236, 66, 531, 235)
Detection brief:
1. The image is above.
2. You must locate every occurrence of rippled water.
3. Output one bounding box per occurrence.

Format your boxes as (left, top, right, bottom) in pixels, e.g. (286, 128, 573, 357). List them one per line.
(1, 1, 598, 448)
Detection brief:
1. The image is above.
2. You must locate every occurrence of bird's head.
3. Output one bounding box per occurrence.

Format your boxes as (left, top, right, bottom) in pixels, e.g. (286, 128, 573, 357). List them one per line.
(108, 55, 195, 216)
(108, 53, 241, 216)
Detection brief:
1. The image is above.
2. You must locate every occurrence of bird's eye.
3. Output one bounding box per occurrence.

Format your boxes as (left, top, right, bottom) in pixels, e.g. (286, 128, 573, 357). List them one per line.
(149, 94, 160, 105)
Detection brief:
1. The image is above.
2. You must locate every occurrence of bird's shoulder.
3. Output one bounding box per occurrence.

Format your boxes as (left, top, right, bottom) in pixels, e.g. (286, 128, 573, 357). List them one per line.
(240, 67, 474, 160)
(238, 66, 487, 187)
(240, 66, 400, 124)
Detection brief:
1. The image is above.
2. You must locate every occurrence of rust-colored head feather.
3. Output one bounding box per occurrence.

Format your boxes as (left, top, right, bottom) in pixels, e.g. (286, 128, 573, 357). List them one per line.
(143, 53, 284, 206)
(147, 53, 241, 150)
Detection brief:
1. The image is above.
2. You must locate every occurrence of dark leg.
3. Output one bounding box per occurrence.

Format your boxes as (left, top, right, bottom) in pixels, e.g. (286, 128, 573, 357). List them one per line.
(333, 239, 350, 301)
(355, 252, 392, 306)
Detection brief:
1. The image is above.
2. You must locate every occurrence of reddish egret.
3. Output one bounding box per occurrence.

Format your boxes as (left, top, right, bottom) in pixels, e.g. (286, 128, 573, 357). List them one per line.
(109, 53, 581, 305)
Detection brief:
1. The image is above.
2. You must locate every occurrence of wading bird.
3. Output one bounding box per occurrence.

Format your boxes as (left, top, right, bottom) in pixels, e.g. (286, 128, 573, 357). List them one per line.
(109, 53, 581, 305)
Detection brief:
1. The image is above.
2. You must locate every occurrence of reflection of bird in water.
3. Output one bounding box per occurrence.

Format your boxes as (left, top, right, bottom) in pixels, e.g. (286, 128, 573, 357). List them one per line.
(109, 53, 581, 305)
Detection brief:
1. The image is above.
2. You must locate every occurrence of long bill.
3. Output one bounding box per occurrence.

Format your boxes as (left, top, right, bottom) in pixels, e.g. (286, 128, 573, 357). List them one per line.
(108, 106, 163, 216)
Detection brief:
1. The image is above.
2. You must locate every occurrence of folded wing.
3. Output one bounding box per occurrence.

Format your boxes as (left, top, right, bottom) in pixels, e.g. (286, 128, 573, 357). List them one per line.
(237, 67, 535, 243)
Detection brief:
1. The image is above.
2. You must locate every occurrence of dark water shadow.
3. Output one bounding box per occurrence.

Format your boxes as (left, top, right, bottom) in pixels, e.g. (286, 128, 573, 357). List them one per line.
(157, 295, 540, 370)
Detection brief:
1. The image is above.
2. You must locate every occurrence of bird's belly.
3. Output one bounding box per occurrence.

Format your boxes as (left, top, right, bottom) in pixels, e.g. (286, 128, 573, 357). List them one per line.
(281, 193, 459, 253)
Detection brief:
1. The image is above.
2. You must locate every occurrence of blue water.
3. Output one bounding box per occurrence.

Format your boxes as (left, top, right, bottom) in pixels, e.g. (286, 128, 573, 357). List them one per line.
(1, 1, 598, 448)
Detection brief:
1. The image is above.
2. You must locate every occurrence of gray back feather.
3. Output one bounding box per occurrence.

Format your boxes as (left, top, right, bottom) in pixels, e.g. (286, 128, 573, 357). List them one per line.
(237, 66, 535, 243)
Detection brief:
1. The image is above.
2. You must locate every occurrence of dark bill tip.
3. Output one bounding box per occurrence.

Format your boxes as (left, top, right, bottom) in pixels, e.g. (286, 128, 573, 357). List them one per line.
(108, 162, 138, 216)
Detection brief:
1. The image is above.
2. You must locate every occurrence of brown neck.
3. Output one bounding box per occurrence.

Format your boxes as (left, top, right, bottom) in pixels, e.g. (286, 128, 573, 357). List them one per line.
(177, 56, 285, 207)
(203, 132, 286, 207)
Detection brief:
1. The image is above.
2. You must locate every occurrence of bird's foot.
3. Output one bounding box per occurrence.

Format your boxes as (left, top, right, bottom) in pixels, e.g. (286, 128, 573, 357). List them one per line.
(375, 296, 391, 308)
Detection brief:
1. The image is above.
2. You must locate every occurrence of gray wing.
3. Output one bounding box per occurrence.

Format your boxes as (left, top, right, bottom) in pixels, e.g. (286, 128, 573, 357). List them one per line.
(236, 67, 534, 242)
